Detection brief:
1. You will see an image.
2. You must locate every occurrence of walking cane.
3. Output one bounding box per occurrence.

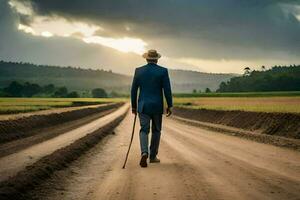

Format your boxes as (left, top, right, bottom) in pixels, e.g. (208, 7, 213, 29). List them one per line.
(122, 114, 137, 169)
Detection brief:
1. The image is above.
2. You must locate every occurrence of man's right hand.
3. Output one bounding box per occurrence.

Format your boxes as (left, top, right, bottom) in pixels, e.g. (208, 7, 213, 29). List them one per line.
(132, 108, 137, 115)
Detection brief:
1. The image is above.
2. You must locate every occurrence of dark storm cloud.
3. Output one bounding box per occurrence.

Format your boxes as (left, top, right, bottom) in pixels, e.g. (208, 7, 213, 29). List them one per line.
(0, 1, 143, 75)
(16, 0, 300, 60)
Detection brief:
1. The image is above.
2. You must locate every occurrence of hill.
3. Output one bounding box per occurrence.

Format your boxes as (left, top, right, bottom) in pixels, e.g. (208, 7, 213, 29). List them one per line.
(169, 69, 235, 92)
(0, 61, 236, 93)
(217, 65, 300, 92)
(0, 61, 131, 92)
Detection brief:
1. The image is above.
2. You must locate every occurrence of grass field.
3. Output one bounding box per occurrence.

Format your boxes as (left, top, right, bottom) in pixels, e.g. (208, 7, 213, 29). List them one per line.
(173, 91, 300, 97)
(1, 94, 300, 115)
(174, 97, 300, 113)
(0, 98, 126, 114)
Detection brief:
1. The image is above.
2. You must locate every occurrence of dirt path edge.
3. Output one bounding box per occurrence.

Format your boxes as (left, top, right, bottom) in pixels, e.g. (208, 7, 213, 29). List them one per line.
(0, 103, 123, 144)
(173, 107, 300, 139)
(0, 111, 127, 200)
(172, 116, 300, 151)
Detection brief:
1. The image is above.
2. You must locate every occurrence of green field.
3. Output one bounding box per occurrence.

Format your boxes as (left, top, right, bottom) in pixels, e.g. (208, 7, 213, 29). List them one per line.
(173, 91, 300, 97)
(0, 98, 126, 114)
(2, 94, 300, 115)
(174, 97, 300, 113)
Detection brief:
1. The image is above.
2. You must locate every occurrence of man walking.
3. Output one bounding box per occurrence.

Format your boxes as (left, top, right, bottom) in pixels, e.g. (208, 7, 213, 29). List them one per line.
(131, 49, 173, 168)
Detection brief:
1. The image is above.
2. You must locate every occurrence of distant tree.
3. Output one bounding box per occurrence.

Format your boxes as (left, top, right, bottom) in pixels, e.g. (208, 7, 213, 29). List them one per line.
(192, 89, 197, 93)
(110, 91, 122, 97)
(22, 82, 42, 97)
(66, 91, 79, 98)
(80, 90, 91, 98)
(53, 87, 68, 97)
(217, 81, 227, 92)
(0, 89, 7, 97)
(243, 67, 251, 76)
(3, 81, 23, 97)
(261, 65, 266, 71)
(43, 84, 55, 93)
(205, 88, 211, 93)
(92, 88, 107, 98)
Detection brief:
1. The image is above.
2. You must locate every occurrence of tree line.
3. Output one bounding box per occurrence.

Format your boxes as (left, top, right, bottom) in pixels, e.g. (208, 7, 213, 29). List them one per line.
(0, 60, 131, 92)
(0, 81, 112, 98)
(0, 81, 80, 98)
(0, 60, 236, 93)
(217, 65, 300, 92)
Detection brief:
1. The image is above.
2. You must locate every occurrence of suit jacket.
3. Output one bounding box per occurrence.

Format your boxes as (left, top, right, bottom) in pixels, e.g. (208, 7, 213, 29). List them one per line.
(131, 63, 173, 115)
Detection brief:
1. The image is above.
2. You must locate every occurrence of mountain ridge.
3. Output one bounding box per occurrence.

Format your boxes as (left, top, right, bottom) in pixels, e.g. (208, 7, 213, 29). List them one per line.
(0, 60, 236, 93)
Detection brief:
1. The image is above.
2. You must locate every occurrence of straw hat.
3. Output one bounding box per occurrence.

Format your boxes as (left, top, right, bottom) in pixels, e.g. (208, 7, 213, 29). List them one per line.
(142, 49, 161, 59)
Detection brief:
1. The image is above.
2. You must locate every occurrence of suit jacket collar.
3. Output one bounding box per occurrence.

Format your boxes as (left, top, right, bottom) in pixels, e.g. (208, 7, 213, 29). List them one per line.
(147, 63, 157, 67)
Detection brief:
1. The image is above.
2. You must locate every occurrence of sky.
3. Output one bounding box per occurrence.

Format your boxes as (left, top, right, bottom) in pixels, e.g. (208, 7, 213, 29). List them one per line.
(0, 0, 300, 75)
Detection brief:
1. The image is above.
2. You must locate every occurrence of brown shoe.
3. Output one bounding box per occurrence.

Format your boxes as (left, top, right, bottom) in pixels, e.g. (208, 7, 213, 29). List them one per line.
(140, 153, 148, 168)
(150, 157, 160, 163)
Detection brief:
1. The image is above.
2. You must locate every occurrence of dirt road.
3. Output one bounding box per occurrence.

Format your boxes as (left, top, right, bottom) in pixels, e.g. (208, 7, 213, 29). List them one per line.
(0, 104, 128, 183)
(29, 113, 300, 200)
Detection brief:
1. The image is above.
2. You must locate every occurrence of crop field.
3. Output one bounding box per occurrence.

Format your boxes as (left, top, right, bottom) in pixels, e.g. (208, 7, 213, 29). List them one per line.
(2, 95, 300, 114)
(0, 98, 126, 114)
(174, 97, 300, 113)
(173, 91, 300, 98)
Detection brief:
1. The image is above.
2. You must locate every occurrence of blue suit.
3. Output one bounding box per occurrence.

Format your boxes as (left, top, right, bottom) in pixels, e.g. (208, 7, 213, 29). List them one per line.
(131, 63, 173, 115)
(131, 63, 173, 158)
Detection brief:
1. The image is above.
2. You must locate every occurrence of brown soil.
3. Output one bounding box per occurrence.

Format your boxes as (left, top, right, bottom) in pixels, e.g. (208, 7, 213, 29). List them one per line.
(0, 108, 117, 158)
(0, 103, 123, 144)
(0, 111, 127, 200)
(173, 107, 300, 139)
(17, 115, 300, 200)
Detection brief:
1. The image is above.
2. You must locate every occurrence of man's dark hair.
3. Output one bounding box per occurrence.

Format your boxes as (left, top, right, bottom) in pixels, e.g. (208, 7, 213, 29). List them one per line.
(146, 59, 158, 64)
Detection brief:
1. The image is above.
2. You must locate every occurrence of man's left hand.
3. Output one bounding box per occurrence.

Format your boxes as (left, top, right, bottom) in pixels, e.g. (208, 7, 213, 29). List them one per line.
(166, 107, 172, 117)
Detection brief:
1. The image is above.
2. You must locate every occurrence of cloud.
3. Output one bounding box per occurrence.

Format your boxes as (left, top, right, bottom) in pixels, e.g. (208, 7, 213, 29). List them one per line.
(17, 16, 101, 38)
(83, 36, 147, 54)
(8, 0, 33, 15)
(2, 0, 300, 74)
(0, 1, 144, 75)
(8, 0, 147, 54)
(9, 0, 300, 61)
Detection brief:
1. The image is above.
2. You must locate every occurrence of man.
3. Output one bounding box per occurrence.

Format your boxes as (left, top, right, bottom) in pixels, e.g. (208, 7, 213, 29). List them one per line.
(131, 49, 173, 168)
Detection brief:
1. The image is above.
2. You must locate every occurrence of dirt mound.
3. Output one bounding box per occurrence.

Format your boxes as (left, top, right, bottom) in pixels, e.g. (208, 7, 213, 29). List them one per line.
(0, 111, 126, 200)
(0, 103, 123, 144)
(173, 107, 300, 139)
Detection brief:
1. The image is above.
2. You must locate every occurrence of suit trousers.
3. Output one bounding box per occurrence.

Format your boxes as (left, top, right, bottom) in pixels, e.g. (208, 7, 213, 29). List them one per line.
(138, 113, 162, 159)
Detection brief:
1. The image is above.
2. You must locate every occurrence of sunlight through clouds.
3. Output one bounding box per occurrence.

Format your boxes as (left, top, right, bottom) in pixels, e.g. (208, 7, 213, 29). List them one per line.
(16, 16, 147, 54)
(7, 0, 300, 74)
(18, 17, 101, 38)
(8, 0, 33, 15)
(41, 31, 53, 38)
(18, 24, 35, 35)
(295, 5, 300, 21)
(10, 0, 147, 55)
(280, 4, 300, 22)
(83, 36, 147, 55)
